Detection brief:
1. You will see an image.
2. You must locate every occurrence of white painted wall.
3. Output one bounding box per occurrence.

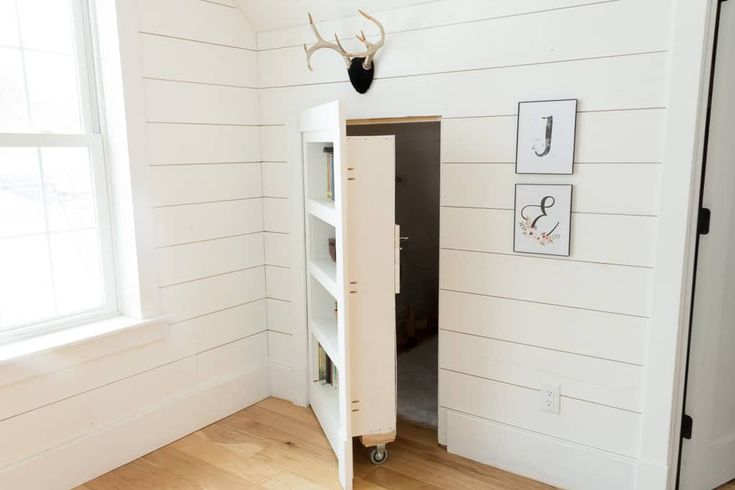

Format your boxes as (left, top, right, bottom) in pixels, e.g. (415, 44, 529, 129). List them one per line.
(0, 1, 268, 487)
(255, 0, 681, 487)
(0, 0, 712, 488)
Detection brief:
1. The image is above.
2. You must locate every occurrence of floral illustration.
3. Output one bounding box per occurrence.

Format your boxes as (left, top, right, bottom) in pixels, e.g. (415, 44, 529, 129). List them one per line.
(518, 217, 560, 246)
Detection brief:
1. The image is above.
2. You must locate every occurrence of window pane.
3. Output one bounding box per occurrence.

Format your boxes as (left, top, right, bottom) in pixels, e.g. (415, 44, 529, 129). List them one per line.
(0, 235, 55, 329)
(0, 0, 20, 47)
(0, 1, 113, 335)
(42, 147, 97, 231)
(0, 48, 29, 131)
(51, 229, 104, 315)
(17, 0, 75, 54)
(25, 51, 82, 133)
(0, 148, 45, 237)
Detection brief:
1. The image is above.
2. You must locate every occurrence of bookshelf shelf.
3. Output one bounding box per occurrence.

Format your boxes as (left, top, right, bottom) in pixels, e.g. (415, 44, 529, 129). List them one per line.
(312, 316, 339, 367)
(309, 258, 338, 299)
(310, 380, 341, 456)
(307, 198, 337, 226)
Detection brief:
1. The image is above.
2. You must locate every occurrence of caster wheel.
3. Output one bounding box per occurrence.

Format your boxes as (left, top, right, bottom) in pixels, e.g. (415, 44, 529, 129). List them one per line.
(369, 446, 388, 465)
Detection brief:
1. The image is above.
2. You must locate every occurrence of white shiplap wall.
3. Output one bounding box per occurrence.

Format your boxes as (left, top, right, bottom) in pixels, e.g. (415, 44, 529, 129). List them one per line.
(0, 1, 268, 488)
(256, 0, 671, 487)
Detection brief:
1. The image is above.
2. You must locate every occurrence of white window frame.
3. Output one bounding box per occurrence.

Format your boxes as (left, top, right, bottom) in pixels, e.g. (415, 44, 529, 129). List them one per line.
(0, 0, 117, 342)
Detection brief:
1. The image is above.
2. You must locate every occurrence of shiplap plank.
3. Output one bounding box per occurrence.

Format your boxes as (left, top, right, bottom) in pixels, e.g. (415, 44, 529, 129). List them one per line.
(439, 290, 647, 365)
(146, 124, 260, 164)
(186, 299, 268, 352)
(160, 267, 266, 322)
(257, 1, 667, 88)
(157, 233, 264, 287)
(441, 163, 660, 216)
(150, 163, 261, 207)
(263, 198, 289, 233)
(264, 232, 289, 267)
(267, 299, 292, 335)
(141, 34, 256, 88)
(0, 358, 197, 466)
(266, 265, 291, 300)
(260, 125, 287, 162)
(205, 0, 237, 8)
(440, 370, 641, 457)
(442, 110, 666, 164)
(259, 53, 668, 124)
(267, 331, 292, 368)
(257, 0, 665, 49)
(262, 162, 288, 197)
(441, 207, 657, 267)
(440, 249, 652, 317)
(139, 0, 255, 49)
(154, 199, 263, 247)
(440, 330, 642, 411)
(197, 332, 268, 382)
(145, 79, 258, 125)
(446, 411, 636, 490)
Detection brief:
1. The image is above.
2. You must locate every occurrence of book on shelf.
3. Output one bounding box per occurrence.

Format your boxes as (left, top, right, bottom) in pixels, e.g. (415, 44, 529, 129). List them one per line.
(318, 344, 329, 383)
(316, 342, 338, 390)
(324, 147, 334, 201)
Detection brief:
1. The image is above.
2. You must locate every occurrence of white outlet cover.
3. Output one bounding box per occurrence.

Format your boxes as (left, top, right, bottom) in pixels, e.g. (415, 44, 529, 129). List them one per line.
(539, 383, 561, 414)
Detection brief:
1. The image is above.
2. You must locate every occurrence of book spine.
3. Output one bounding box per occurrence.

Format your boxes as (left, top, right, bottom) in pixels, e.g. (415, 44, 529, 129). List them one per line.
(326, 151, 334, 200)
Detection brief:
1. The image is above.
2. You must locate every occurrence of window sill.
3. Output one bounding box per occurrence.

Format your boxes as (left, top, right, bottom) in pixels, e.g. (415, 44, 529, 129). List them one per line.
(0, 315, 170, 385)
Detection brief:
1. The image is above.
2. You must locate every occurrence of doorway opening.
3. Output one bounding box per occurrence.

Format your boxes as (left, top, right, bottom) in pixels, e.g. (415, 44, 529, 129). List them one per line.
(348, 117, 441, 429)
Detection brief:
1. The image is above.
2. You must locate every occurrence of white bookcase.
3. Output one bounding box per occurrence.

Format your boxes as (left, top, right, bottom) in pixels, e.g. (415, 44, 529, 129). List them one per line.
(297, 101, 397, 490)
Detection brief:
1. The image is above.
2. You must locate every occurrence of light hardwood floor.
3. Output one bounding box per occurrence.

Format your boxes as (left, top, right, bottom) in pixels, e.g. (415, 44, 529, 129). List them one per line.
(77, 397, 551, 489)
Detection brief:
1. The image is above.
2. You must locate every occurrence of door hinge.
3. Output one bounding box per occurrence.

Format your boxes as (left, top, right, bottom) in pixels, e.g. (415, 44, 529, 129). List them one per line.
(682, 414, 693, 440)
(698, 208, 711, 235)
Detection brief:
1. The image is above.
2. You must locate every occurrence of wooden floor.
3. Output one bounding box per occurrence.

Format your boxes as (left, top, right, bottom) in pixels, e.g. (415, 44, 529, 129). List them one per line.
(78, 397, 551, 489)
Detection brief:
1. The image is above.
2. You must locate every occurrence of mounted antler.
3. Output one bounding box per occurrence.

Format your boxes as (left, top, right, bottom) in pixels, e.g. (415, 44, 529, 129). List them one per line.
(303, 13, 350, 71)
(303, 10, 386, 94)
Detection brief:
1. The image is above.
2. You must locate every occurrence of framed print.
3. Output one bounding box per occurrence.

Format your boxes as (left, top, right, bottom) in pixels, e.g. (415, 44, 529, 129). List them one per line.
(514, 184, 573, 257)
(515, 99, 578, 175)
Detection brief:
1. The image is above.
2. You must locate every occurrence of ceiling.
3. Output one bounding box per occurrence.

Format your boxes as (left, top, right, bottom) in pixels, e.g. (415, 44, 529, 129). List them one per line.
(235, 0, 435, 32)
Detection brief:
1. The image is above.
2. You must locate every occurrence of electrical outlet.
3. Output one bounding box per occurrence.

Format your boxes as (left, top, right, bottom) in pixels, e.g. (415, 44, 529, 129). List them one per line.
(539, 384, 560, 414)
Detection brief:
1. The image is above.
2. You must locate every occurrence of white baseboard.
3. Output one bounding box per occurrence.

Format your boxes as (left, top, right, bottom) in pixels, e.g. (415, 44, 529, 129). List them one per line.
(269, 361, 293, 401)
(446, 409, 637, 490)
(635, 459, 671, 490)
(437, 406, 448, 446)
(0, 366, 270, 490)
(269, 362, 309, 407)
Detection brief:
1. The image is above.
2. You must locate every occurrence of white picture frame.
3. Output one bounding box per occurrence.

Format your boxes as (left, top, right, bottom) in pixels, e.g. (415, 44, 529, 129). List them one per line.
(516, 99, 578, 175)
(514, 184, 573, 257)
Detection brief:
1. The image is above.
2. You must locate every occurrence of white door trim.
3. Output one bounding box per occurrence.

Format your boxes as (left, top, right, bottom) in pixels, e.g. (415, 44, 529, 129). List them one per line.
(636, 1, 721, 488)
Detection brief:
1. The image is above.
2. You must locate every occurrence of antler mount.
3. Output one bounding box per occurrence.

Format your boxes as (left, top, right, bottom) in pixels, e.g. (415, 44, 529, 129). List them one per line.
(303, 10, 386, 94)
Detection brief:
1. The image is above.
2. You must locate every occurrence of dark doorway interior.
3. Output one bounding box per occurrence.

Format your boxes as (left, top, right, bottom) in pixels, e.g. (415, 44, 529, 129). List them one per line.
(348, 121, 441, 427)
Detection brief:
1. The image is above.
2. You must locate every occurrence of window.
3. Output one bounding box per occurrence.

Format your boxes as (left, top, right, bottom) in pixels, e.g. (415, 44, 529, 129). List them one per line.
(0, 0, 115, 340)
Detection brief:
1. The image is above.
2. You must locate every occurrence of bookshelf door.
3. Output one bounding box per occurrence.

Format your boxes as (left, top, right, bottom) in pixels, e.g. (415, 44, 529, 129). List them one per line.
(300, 101, 353, 489)
(300, 103, 398, 489)
(345, 136, 397, 440)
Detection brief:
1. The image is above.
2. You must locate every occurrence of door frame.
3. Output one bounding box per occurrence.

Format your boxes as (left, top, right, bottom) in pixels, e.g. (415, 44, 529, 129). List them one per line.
(675, 1, 733, 487)
(637, 1, 723, 488)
